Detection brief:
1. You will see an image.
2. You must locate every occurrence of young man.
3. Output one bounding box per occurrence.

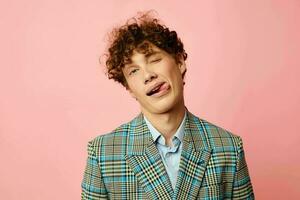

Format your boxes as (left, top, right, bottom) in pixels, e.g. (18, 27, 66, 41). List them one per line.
(81, 12, 254, 199)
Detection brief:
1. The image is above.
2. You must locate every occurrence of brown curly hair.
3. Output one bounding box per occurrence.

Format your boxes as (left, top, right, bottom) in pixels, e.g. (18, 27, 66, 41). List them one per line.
(104, 11, 188, 88)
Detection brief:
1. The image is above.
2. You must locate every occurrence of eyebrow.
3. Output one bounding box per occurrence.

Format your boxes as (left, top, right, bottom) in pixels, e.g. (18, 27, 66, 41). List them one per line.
(123, 51, 162, 66)
(144, 51, 162, 58)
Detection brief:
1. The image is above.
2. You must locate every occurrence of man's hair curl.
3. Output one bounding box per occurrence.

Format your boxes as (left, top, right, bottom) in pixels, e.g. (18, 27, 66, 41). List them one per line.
(104, 11, 188, 88)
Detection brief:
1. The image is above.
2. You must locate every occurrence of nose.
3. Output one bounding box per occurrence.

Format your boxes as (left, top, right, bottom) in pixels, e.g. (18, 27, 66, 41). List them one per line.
(144, 68, 157, 84)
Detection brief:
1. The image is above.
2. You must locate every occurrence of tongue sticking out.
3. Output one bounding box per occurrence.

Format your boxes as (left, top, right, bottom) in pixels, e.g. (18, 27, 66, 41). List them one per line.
(147, 85, 162, 96)
(147, 83, 168, 96)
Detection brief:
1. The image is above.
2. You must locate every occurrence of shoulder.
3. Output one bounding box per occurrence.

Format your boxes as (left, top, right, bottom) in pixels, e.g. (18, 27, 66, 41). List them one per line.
(86, 114, 141, 156)
(188, 112, 243, 151)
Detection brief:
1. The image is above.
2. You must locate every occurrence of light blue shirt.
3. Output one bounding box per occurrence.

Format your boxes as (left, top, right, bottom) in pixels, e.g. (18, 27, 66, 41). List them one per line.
(144, 112, 186, 189)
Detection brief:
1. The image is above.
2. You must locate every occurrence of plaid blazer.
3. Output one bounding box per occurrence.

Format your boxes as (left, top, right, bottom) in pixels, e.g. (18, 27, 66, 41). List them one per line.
(81, 111, 254, 199)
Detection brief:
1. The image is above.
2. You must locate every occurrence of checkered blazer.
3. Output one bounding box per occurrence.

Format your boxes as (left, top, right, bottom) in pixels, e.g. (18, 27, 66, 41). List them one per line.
(81, 111, 254, 199)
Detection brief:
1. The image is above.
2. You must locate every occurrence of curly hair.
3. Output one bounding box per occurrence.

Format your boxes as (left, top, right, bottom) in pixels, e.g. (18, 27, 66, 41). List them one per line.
(104, 11, 188, 88)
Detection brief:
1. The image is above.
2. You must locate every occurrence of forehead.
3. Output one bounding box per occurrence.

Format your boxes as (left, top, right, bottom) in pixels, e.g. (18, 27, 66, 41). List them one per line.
(123, 42, 166, 65)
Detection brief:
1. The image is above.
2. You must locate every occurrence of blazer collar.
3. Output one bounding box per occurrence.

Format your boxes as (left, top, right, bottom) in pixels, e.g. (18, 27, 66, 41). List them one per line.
(125, 110, 212, 200)
(125, 112, 174, 199)
(126, 110, 211, 155)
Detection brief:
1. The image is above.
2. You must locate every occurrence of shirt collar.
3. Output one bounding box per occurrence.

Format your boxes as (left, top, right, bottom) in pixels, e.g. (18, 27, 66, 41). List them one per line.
(143, 111, 187, 145)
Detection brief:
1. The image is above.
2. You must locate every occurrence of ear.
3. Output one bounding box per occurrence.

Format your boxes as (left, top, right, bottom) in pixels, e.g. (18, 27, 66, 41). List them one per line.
(177, 55, 187, 76)
(179, 61, 186, 76)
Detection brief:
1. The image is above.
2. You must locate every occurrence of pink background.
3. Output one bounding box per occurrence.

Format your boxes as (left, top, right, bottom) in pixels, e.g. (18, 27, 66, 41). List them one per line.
(1, 0, 299, 199)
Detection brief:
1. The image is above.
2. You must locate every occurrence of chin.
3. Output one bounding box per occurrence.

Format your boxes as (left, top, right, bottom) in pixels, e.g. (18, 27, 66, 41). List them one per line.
(149, 100, 178, 114)
(140, 93, 183, 115)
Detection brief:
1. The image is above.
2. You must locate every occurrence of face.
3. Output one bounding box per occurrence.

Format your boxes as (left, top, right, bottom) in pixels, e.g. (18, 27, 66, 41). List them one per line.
(122, 42, 186, 116)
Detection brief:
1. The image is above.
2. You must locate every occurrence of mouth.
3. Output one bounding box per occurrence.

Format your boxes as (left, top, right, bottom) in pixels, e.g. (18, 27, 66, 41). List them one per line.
(146, 82, 170, 97)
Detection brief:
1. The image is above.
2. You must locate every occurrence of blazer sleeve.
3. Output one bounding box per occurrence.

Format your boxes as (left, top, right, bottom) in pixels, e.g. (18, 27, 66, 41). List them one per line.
(81, 139, 108, 199)
(232, 137, 255, 199)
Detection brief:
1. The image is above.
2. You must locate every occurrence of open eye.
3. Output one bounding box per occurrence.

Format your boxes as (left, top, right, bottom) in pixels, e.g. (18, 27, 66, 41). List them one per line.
(129, 68, 138, 76)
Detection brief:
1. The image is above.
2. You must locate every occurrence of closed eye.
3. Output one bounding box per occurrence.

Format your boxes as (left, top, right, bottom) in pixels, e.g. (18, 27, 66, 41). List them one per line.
(150, 58, 162, 63)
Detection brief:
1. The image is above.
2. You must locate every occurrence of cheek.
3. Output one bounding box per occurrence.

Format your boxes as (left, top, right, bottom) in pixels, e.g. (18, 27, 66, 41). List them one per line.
(164, 67, 182, 82)
(159, 63, 176, 77)
(128, 84, 144, 97)
(127, 76, 142, 90)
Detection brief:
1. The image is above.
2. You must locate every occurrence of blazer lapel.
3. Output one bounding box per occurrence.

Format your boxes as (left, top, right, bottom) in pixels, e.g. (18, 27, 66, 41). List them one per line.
(125, 113, 174, 200)
(174, 111, 212, 199)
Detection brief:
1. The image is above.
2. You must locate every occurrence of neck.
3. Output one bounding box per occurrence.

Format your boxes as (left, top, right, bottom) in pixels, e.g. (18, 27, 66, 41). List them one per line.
(142, 103, 186, 145)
